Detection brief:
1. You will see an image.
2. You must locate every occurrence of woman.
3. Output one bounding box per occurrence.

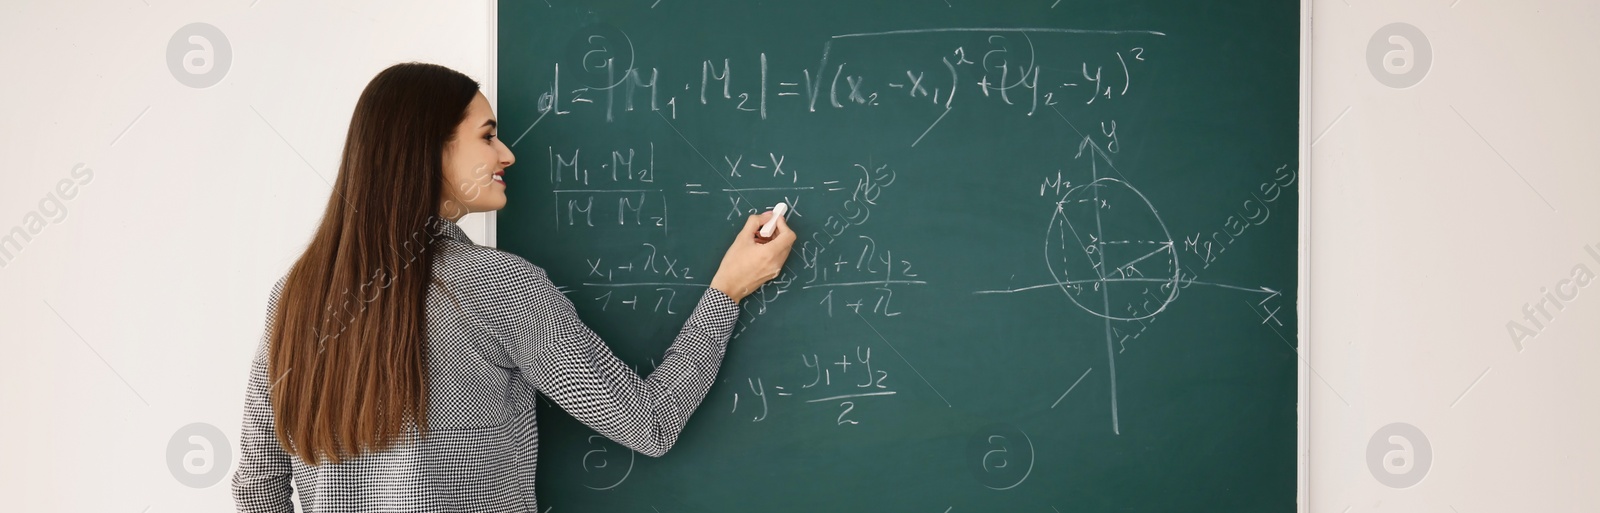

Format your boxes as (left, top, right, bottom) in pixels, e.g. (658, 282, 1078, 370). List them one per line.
(231, 62, 795, 512)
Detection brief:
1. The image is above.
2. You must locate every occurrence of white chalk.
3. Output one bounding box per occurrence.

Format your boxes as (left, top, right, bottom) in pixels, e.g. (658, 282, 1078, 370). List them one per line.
(758, 202, 788, 238)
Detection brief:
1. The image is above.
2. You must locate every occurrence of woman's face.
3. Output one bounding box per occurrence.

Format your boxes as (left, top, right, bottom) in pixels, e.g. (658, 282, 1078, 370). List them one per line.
(440, 91, 515, 220)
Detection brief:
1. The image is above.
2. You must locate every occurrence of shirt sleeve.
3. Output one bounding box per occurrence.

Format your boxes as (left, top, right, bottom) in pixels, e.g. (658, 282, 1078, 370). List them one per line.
(490, 257, 739, 457)
(231, 279, 296, 512)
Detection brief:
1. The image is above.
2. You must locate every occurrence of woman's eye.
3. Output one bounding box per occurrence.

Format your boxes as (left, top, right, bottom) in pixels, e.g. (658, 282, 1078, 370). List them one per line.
(485, 133, 497, 141)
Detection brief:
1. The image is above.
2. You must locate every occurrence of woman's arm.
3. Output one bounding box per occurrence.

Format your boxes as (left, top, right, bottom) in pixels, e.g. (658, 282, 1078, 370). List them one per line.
(494, 258, 738, 457)
(232, 281, 296, 511)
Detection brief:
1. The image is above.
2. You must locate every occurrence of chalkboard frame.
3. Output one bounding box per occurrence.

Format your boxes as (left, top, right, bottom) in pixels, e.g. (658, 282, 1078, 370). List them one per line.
(481, 1, 1316, 510)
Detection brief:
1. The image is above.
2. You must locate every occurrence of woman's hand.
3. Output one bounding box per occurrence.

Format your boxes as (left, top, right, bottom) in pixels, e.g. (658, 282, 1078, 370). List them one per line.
(709, 211, 796, 303)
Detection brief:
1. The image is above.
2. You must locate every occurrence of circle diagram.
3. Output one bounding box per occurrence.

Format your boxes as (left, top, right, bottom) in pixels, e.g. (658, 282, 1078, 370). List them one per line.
(1045, 177, 1179, 321)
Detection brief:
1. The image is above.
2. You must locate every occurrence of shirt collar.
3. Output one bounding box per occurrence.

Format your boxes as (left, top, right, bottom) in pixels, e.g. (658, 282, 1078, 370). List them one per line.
(427, 218, 472, 244)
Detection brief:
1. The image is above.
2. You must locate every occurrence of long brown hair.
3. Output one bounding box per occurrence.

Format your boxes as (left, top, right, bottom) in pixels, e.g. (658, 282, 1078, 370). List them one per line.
(267, 62, 479, 465)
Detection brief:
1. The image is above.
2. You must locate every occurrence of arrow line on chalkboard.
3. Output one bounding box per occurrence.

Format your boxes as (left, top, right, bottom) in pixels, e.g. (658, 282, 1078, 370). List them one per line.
(856, 311, 952, 408)
(973, 278, 1277, 296)
(1089, 163, 1120, 435)
(1047, 104, 1130, 184)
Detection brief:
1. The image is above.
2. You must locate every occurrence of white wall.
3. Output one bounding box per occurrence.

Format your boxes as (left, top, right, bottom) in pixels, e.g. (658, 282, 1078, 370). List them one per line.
(0, 1, 1592, 511)
(0, 1, 495, 510)
(1308, 1, 1599, 511)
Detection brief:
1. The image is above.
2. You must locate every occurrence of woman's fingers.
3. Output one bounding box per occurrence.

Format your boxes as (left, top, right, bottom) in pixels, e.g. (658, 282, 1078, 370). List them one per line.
(744, 212, 766, 230)
(768, 212, 795, 242)
(746, 211, 784, 244)
(740, 213, 771, 244)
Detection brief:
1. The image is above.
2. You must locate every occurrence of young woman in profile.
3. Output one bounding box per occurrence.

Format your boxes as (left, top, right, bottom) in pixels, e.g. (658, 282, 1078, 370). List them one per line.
(231, 62, 795, 512)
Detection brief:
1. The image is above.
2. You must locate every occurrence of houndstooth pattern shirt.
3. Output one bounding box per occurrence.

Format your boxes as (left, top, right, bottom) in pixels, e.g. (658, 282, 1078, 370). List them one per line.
(231, 220, 739, 512)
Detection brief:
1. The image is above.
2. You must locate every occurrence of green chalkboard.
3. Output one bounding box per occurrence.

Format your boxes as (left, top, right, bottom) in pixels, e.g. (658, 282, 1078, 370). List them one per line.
(497, 1, 1299, 511)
